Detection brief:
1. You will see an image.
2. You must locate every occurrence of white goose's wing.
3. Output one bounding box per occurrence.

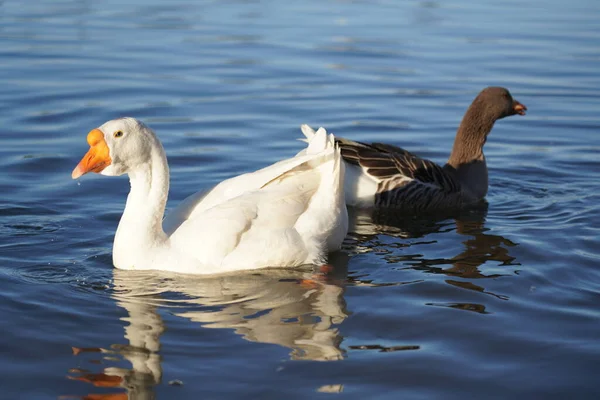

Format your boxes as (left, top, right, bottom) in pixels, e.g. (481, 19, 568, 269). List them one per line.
(164, 128, 334, 235)
(168, 128, 347, 273)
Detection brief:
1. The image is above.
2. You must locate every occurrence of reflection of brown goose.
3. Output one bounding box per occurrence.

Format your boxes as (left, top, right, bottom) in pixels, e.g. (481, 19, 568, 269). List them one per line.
(345, 206, 518, 303)
(302, 87, 527, 212)
(446, 217, 518, 279)
(67, 261, 350, 398)
(441, 215, 518, 303)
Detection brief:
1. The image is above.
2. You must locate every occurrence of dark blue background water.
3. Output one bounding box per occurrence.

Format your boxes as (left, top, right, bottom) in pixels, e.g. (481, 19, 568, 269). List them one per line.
(1, 0, 599, 398)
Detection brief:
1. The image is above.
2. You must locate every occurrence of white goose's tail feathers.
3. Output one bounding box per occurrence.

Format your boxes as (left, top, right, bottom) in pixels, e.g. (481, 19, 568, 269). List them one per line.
(294, 126, 348, 258)
(262, 127, 335, 188)
(257, 126, 347, 263)
(299, 124, 317, 143)
(305, 126, 329, 154)
(301, 125, 344, 204)
(297, 126, 344, 196)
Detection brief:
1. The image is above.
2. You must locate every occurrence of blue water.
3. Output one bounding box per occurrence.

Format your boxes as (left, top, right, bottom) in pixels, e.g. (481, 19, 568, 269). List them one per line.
(1, 0, 599, 398)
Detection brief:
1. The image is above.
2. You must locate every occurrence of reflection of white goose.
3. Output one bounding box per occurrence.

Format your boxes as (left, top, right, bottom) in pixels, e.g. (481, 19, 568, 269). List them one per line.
(68, 297, 164, 399)
(69, 264, 349, 397)
(111, 261, 349, 363)
(111, 295, 164, 384)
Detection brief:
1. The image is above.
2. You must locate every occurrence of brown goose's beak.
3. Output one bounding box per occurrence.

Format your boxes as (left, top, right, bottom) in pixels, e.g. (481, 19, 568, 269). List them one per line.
(513, 100, 527, 116)
(72, 129, 112, 179)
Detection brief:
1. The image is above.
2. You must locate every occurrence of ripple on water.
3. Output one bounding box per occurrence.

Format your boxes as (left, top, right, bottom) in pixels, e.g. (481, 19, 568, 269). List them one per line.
(0, 203, 59, 217)
(6, 252, 112, 293)
(1, 0, 600, 398)
(2, 222, 60, 237)
(14, 264, 77, 285)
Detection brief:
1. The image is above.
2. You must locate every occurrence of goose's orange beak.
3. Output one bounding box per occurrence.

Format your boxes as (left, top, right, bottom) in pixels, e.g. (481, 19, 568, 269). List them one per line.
(72, 129, 111, 179)
(513, 100, 527, 116)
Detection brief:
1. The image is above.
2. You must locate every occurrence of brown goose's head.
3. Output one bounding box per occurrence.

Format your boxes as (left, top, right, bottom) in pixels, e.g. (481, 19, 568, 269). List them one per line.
(449, 86, 527, 170)
(474, 86, 527, 120)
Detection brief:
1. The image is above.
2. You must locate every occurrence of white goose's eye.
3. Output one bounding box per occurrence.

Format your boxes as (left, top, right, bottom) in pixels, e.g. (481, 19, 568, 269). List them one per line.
(114, 130, 124, 138)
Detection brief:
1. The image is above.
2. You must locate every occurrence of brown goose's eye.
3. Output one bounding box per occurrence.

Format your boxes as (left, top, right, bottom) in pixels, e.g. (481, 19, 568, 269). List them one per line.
(114, 130, 123, 138)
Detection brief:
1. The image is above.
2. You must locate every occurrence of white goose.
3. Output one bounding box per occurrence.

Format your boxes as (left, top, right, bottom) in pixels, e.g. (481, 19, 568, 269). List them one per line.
(72, 117, 347, 275)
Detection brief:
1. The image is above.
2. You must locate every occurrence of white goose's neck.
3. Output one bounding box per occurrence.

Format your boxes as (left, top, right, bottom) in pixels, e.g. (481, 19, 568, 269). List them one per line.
(113, 144, 170, 268)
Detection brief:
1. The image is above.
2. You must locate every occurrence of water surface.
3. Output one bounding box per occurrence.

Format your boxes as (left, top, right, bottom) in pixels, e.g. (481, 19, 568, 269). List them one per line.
(1, 0, 599, 398)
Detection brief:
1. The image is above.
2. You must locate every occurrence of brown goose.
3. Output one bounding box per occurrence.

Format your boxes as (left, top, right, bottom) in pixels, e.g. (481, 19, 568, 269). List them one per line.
(301, 87, 527, 212)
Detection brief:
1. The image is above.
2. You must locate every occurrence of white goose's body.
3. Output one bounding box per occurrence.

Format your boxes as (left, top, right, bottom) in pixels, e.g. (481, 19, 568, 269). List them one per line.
(72, 118, 347, 275)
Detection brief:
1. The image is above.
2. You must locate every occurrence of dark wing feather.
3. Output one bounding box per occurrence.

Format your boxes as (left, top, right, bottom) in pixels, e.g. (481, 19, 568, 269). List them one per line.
(336, 137, 462, 210)
(370, 142, 415, 159)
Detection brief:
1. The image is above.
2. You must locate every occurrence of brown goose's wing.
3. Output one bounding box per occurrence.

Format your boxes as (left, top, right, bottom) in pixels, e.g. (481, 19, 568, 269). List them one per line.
(368, 142, 415, 159)
(336, 137, 462, 209)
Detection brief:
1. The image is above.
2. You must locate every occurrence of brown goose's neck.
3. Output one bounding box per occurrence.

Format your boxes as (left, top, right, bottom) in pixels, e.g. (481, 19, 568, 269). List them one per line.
(444, 99, 497, 200)
(447, 102, 496, 169)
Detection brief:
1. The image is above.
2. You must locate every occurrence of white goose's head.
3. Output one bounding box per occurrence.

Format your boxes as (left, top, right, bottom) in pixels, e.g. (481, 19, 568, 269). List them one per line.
(72, 117, 155, 179)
